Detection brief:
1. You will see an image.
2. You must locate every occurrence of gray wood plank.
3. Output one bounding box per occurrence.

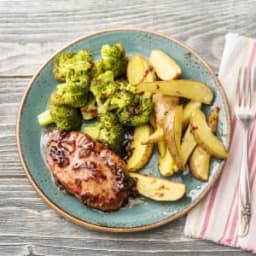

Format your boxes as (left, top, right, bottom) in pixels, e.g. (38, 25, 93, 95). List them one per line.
(0, 78, 29, 177)
(0, 178, 252, 255)
(0, 0, 256, 75)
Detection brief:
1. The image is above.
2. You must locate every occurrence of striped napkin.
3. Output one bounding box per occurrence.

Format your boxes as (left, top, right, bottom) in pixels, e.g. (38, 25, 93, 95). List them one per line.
(184, 33, 256, 253)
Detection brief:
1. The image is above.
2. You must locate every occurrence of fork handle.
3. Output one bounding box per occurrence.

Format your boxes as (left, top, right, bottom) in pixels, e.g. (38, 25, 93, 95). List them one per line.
(238, 126, 251, 236)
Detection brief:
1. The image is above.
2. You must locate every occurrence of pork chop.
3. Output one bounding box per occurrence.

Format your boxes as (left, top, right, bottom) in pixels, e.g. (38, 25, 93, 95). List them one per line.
(45, 130, 134, 212)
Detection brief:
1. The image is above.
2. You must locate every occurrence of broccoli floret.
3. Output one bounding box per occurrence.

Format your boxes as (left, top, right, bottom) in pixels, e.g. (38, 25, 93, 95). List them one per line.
(90, 43, 128, 79)
(53, 49, 93, 82)
(100, 43, 128, 79)
(89, 71, 119, 113)
(98, 124, 124, 153)
(90, 60, 105, 78)
(117, 96, 153, 126)
(84, 113, 124, 153)
(55, 76, 90, 108)
(90, 71, 115, 100)
(101, 43, 125, 61)
(116, 80, 129, 90)
(97, 70, 114, 83)
(37, 103, 82, 131)
(38, 91, 82, 131)
(49, 104, 82, 130)
(99, 112, 119, 128)
(109, 90, 134, 109)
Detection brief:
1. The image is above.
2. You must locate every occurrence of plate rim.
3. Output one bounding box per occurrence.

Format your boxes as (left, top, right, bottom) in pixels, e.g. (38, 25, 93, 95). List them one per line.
(16, 27, 232, 233)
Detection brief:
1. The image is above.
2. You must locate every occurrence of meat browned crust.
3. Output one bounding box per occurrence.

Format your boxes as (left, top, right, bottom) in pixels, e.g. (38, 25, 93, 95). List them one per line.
(46, 130, 135, 212)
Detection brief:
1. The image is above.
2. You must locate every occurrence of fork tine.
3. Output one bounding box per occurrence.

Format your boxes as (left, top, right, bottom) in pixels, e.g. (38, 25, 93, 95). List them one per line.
(252, 64, 256, 108)
(235, 67, 242, 107)
(247, 67, 252, 108)
(242, 67, 248, 108)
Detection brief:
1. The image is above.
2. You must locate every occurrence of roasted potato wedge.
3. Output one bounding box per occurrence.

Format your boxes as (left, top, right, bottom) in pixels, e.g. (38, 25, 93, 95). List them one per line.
(164, 105, 184, 170)
(152, 94, 179, 126)
(137, 80, 213, 104)
(127, 55, 156, 85)
(158, 147, 177, 176)
(126, 125, 154, 172)
(182, 101, 201, 129)
(189, 107, 220, 181)
(149, 49, 181, 80)
(157, 140, 167, 157)
(189, 147, 210, 181)
(191, 108, 228, 158)
(129, 173, 186, 201)
(142, 126, 164, 144)
(208, 107, 220, 133)
(181, 125, 197, 166)
(149, 113, 157, 128)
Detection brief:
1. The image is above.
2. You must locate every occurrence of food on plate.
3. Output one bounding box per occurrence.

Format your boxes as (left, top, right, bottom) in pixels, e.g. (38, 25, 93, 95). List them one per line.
(127, 55, 156, 85)
(191, 108, 228, 158)
(91, 43, 128, 79)
(129, 173, 186, 201)
(189, 107, 219, 181)
(149, 49, 181, 80)
(207, 106, 219, 132)
(163, 105, 184, 170)
(152, 94, 179, 125)
(158, 143, 177, 176)
(53, 49, 93, 82)
(84, 113, 124, 154)
(157, 140, 166, 157)
(126, 125, 154, 172)
(142, 94, 179, 144)
(80, 95, 98, 120)
(38, 43, 130, 130)
(38, 50, 93, 129)
(182, 101, 201, 129)
(98, 43, 128, 79)
(189, 147, 210, 181)
(136, 80, 213, 104)
(46, 130, 135, 212)
(116, 95, 152, 127)
(89, 71, 153, 126)
(37, 92, 82, 130)
(181, 125, 197, 166)
(142, 126, 164, 144)
(37, 43, 229, 211)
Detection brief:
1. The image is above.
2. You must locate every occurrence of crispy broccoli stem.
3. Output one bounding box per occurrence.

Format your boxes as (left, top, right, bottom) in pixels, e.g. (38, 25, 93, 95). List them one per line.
(37, 110, 53, 126)
(37, 91, 82, 131)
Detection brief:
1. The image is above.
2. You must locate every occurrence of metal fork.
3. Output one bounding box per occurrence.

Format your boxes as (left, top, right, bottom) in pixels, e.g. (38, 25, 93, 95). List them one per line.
(234, 66, 256, 236)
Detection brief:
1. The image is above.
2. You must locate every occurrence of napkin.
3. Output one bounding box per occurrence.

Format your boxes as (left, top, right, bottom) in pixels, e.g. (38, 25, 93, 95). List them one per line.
(184, 33, 256, 253)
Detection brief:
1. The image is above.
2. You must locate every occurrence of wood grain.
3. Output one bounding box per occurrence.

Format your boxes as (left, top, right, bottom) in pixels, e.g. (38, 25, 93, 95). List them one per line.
(1, 0, 256, 255)
(0, 78, 28, 177)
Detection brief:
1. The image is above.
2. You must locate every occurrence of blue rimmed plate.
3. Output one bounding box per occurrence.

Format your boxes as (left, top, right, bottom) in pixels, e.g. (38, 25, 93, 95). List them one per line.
(16, 28, 231, 232)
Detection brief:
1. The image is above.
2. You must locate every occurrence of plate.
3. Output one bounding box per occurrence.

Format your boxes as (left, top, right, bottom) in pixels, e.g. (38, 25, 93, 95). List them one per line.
(17, 28, 231, 232)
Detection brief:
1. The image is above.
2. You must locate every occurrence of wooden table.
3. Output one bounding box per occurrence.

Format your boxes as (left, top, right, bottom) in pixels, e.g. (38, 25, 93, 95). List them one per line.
(1, 0, 255, 255)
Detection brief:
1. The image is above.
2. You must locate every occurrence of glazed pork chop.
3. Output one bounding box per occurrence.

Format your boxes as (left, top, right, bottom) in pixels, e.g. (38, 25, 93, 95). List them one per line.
(46, 130, 134, 212)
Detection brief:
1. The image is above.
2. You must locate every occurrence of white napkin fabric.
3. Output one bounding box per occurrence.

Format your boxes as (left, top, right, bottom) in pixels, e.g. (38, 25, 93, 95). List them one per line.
(184, 33, 256, 253)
